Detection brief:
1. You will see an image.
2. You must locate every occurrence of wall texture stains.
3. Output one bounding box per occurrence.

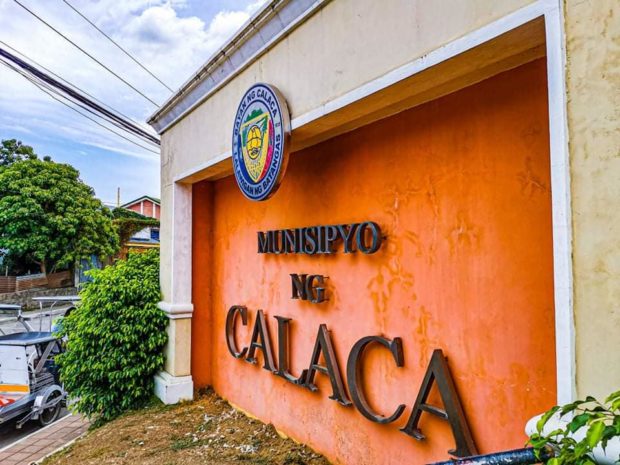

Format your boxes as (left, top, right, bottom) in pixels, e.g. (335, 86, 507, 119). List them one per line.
(564, 0, 620, 398)
(191, 60, 556, 464)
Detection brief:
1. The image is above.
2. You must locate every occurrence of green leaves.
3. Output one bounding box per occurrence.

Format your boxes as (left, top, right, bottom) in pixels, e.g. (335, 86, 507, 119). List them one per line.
(56, 250, 167, 424)
(0, 157, 119, 273)
(586, 421, 605, 449)
(538, 406, 561, 433)
(569, 414, 590, 433)
(0, 138, 38, 166)
(528, 392, 620, 465)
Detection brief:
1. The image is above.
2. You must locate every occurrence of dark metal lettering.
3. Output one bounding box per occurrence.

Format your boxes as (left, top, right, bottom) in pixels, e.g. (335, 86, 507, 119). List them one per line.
(346, 336, 406, 424)
(400, 349, 477, 457)
(283, 229, 296, 253)
(306, 275, 326, 303)
(245, 309, 277, 373)
(290, 274, 327, 303)
(225, 305, 248, 358)
(274, 316, 304, 384)
(356, 221, 382, 254)
(324, 225, 339, 253)
(257, 222, 381, 255)
(290, 274, 307, 300)
(337, 223, 359, 253)
(317, 226, 327, 253)
(304, 227, 318, 254)
(257, 232, 269, 254)
(301, 324, 351, 406)
(293, 228, 302, 253)
(274, 231, 285, 254)
(266, 231, 276, 253)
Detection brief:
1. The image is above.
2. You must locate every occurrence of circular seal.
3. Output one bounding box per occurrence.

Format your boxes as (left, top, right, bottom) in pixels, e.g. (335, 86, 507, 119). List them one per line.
(232, 83, 291, 201)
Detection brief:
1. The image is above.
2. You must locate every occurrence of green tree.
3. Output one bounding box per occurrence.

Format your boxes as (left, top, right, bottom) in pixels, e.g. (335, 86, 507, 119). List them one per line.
(0, 158, 118, 274)
(57, 250, 167, 423)
(0, 138, 47, 166)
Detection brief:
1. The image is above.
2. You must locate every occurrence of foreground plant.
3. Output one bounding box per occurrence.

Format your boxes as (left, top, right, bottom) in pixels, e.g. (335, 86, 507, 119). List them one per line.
(57, 250, 167, 423)
(529, 391, 620, 465)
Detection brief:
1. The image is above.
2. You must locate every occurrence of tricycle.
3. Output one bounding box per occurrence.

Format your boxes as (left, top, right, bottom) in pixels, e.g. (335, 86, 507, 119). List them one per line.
(0, 331, 66, 428)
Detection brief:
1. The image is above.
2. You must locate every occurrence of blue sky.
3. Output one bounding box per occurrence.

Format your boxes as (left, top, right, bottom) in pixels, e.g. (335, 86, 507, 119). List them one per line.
(0, 0, 264, 205)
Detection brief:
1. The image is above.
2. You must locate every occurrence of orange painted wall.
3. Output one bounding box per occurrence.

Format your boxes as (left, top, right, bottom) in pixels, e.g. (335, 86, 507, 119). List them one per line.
(191, 59, 556, 464)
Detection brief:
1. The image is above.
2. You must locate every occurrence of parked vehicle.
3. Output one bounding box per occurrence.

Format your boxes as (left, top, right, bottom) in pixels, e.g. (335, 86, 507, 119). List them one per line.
(0, 304, 30, 335)
(0, 332, 66, 428)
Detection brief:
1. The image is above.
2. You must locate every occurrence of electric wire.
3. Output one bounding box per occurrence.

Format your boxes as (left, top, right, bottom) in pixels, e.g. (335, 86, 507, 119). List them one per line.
(0, 48, 159, 150)
(0, 59, 160, 155)
(0, 39, 139, 125)
(11, 0, 161, 107)
(0, 45, 160, 145)
(0, 61, 160, 155)
(60, 0, 174, 92)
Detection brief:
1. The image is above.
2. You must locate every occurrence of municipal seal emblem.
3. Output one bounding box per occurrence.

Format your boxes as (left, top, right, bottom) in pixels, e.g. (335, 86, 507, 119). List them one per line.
(232, 83, 291, 201)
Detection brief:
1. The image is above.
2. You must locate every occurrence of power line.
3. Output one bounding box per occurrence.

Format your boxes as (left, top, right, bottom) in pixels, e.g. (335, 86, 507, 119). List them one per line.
(0, 45, 160, 145)
(11, 0, 161, 107)
(0, 39, 138, 125)
(61, 0, 174, 92)
(39, 84, 160, 155)
(0, 60, 159, 155)
(1, 59, 159, 155)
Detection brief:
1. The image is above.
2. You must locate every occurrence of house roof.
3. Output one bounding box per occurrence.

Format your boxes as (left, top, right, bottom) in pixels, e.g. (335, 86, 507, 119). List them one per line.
(120, 195, 161, 208)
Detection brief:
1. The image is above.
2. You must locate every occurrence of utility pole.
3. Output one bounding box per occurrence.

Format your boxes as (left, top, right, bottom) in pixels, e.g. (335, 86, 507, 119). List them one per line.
(117, 187, 121, 207)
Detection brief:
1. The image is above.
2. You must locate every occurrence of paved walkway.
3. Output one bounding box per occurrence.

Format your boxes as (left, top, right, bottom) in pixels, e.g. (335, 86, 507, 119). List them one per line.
(0, 410, 69, 450)
(0, 414, 89, 465)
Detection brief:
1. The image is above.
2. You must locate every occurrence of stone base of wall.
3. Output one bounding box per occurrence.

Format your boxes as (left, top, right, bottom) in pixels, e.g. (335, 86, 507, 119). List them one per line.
(0, 287, 79, 310)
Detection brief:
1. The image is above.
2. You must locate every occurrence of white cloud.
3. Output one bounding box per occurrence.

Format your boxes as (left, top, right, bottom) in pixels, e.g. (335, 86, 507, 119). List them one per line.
(0, 0, 267, 157)
(0, 0, 266, 201)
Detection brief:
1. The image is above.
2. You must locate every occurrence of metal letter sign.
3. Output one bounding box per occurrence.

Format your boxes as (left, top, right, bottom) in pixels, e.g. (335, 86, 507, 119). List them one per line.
(401, 349, 478, 457)
(232, 83, 291, 201)
(224, 307, 478, 457)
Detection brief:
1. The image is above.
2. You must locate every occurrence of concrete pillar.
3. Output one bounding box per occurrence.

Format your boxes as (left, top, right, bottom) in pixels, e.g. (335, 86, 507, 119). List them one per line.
(154, 182, 194, 404)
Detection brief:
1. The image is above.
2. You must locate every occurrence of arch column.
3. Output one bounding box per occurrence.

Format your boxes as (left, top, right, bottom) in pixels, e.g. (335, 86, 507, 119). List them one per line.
(154, 181, 194, 404)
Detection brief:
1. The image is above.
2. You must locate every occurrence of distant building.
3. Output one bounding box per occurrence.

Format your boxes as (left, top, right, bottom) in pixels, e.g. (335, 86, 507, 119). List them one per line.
(121, 196, 160, 251)
(121, 195, 160, 220)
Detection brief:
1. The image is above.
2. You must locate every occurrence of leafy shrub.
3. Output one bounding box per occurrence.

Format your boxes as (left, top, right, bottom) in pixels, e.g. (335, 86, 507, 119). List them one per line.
(529, 391, 620, 465)
(57, 250, 167, 423)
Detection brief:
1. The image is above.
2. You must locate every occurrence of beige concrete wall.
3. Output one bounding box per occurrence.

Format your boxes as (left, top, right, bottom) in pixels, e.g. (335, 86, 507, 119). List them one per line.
(156, 0, 620, 403)
(159, 0, 535, 307)
(565, 0, 620, 399)
(164, 318, 192, 376)
(161, 0, 533, 188)
(159, 136, 173, 300)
